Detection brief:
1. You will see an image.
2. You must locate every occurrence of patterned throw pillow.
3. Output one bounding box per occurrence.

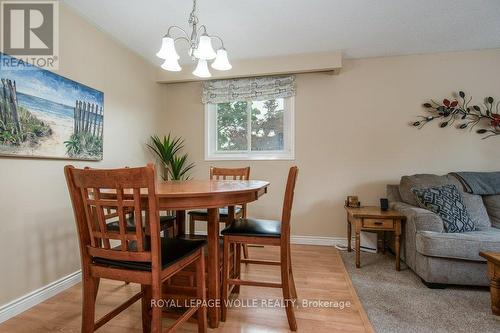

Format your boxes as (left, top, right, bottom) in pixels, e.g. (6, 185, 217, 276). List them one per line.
(412, 184, 475, 233)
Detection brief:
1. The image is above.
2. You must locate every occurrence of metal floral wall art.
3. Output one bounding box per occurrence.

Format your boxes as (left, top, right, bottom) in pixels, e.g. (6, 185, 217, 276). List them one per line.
(413, 91, 500, 139)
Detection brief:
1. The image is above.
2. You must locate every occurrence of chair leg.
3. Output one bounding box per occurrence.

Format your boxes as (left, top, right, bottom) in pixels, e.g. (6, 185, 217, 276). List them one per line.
(242, 244, 249, 260)
(93, 277, 100, 299)
(288, 245, 297, 300)
(196, 250, 207, 333)
(151, 283, 162, 333)
(221, 237, 231, 322)
(141, 285, 152, 333)
(81, 275, 97, 333)
(189, 215, 196, 236)
(233, 243, 241, 294)
(281, 248, 297, 331)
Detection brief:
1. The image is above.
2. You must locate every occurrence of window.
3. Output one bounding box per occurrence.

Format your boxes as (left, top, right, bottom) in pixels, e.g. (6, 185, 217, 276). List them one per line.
(205, 97, 294, 160)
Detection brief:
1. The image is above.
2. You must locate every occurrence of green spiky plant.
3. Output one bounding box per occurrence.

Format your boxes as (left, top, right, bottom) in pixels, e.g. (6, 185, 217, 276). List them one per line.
(147, 134, 195, 180)
(170, 153, 195, 180)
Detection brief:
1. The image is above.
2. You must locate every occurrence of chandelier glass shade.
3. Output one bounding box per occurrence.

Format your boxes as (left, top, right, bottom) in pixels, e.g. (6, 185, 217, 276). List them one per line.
(192, 59, 211, 78)
(160, 56, 182, 72)
(156, 0, 231, 78)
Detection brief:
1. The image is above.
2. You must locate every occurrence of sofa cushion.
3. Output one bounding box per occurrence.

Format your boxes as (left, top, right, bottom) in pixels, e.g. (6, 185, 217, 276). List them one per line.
(413, 185, 475, 233)
(416, 228, 500, 261)
(399, 173, 490, 228)
(464, 193, 491, 229)
(400, 174, 462, 206)
(483, 195, 500, 229)
(387, 184, 403, 202)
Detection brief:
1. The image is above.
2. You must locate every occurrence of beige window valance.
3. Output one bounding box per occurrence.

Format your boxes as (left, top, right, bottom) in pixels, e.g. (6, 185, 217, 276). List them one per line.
(202, 75, 296, 104)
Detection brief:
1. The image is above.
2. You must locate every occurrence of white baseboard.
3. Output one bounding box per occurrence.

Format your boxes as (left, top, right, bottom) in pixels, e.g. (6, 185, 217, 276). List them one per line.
(290, 235, 346, 246)
(0, 270, 82, 324)
(193, 230, 347, 247)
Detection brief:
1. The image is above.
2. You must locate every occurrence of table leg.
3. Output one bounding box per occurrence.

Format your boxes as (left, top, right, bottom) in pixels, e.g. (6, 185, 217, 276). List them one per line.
(395, 220, 401, 271)
(347, 214, 352, 252)
(355, 227, 361, 268)
(207, 208, 220, 328)
(489, 278, 500, 315)
(381, 231, 386, 255)
(227, 206, 240, 294)
(175, 210, 186, 236)
(227, 205, 235, 225)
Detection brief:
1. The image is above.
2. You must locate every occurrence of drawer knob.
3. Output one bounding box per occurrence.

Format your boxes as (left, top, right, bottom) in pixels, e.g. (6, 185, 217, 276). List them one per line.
(374, 221, 383, 225)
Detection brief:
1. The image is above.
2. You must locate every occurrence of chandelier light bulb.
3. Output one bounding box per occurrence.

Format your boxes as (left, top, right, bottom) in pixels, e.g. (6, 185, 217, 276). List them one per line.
(193, 35, 217, 60)
(211, 48, 232, 71)
(156, 36, 180, 60)
(161, 57, 182, 72)
(192, 59, 212, 78)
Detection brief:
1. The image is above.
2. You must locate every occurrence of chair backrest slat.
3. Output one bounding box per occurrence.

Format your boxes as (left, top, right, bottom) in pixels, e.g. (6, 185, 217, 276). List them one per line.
(81, 188, 98, 248)
(116, 187, 128, 251)
(210, 167, 250, 180)
(133, 188, 145, 252)
(91, 187, 112, 249)
(65, 164, 160, 265)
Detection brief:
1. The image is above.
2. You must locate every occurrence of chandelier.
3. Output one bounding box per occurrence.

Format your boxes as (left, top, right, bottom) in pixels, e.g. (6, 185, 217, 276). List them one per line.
(156, 0, 231, 78)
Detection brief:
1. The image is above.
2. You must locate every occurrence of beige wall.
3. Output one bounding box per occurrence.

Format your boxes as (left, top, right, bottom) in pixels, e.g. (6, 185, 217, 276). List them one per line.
(0, 4, 162, 306)
(160, 49, 500, 238)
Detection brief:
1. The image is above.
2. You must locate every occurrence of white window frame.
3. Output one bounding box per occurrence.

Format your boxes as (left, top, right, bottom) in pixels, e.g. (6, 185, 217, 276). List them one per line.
(205, 97, 295, 161)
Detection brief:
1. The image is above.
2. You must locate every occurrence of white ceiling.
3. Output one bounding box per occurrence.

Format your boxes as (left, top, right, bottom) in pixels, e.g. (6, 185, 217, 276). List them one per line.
(63, 0, 500, 66)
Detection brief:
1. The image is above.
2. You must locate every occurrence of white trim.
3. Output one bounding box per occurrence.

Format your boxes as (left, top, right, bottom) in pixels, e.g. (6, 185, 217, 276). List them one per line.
(193, 230, 347, 247)
(204, 97, 295, 161)
(290, 235, 347, 246)
(0, 270, 82, 324)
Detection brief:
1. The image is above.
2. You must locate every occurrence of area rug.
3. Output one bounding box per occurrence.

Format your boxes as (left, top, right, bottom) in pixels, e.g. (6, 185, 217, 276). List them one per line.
(340, 250, 500, 333)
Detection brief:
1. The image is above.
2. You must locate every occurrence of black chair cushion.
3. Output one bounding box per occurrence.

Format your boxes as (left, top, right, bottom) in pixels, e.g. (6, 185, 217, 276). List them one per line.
(188, 207, 241, 217)
(106, 215, 175, 232)
(221, 218, 281, 237)
(93, 237, 206, 271)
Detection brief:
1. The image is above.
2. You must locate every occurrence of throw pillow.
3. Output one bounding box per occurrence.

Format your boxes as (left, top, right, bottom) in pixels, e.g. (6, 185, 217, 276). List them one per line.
(412, 184, 475, 233)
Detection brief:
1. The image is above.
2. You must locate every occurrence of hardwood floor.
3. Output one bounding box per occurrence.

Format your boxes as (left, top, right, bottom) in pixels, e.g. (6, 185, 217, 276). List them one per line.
(0, 245, 374, 333)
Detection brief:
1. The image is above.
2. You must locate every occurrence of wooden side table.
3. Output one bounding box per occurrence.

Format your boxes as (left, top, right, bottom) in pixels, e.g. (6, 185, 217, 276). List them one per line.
(479, 252, 500, 316)
(345, 206, 405, 271)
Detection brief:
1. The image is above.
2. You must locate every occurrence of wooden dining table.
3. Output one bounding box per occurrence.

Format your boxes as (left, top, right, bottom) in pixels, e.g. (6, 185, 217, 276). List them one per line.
(153, 179, 269, 328)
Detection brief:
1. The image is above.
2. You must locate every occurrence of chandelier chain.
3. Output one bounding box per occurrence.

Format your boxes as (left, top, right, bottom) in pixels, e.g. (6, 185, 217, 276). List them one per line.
(189, 0, 198, 26)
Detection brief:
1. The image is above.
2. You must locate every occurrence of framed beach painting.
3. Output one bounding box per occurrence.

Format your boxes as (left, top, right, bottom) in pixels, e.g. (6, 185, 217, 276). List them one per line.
(0, 53, 103, 160)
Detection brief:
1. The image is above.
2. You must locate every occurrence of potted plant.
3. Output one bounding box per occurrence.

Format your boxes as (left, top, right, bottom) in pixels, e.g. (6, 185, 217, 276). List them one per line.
(147, 134, 195, 180)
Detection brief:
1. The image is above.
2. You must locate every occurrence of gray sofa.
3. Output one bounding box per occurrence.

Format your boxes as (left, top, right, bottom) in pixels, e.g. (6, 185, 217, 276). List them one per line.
(387, 173, 500, 287)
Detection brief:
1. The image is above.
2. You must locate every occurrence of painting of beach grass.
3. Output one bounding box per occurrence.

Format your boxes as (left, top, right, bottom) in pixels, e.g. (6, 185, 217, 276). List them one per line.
(0, 53, 103, 160)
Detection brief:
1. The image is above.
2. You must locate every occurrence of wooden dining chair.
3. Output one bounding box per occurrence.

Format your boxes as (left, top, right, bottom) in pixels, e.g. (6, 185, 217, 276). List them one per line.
(65, 164, 207, 333)
(220, 166, 299, 331)
(188, 166, 251, 258)
(106, 211, 176, 237)
(97, 166, 176, 238)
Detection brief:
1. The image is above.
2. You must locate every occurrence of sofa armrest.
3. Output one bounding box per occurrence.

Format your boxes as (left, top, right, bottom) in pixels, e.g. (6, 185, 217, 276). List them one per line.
(390, 201, 444, 271)
(391, 201, 444, 233)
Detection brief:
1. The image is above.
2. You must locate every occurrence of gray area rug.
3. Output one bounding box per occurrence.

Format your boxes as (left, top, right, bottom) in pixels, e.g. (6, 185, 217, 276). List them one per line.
(340, 250, 500, 333)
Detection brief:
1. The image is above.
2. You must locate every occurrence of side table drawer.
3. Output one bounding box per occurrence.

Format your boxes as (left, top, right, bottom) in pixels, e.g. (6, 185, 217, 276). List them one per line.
(362, 218, 394, 229)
